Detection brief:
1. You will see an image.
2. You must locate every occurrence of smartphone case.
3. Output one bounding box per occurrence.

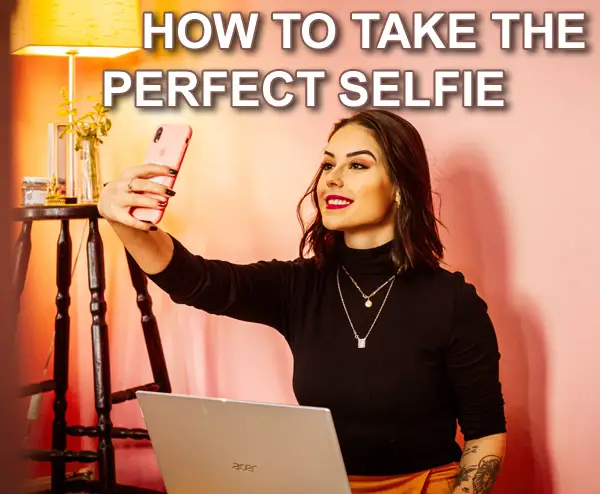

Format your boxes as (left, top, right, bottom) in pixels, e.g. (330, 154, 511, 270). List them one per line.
(130, 123, 192, 224)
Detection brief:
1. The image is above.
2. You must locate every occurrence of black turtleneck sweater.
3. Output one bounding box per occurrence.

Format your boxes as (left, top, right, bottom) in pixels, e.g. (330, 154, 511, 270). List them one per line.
(145, 235, 506, 476)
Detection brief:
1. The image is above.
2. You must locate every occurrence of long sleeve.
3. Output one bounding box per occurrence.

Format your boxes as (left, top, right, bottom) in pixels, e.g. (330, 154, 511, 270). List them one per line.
(145, 235, 307, 338)
(446, 274, 507, 441)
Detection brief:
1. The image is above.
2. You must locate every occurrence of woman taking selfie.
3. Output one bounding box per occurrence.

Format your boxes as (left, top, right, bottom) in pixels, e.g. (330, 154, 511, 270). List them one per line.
(98, 109, 507, 494)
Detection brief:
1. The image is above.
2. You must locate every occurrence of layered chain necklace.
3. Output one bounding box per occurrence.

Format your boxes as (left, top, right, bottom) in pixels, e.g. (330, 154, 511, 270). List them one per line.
(341, 265, 397, 308)
(336, 265, 399, 349)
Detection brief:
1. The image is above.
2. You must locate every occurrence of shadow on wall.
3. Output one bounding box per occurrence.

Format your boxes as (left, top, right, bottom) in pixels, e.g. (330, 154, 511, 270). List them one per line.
(435, 147, 554, 494)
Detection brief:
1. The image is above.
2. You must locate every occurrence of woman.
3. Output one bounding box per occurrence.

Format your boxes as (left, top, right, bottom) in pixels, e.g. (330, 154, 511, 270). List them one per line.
(98, 109, 507, 494)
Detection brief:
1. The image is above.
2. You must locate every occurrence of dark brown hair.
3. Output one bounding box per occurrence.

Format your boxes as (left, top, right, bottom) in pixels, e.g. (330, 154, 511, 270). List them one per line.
(296, 108, 444, 271)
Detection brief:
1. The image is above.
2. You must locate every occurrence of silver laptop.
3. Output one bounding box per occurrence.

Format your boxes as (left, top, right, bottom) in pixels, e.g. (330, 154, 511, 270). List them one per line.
(136, 391, 352, 494)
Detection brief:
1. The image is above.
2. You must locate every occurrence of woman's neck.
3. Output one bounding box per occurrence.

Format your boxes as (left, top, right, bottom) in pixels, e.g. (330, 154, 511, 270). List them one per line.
(343, 227, 394, 250)
(338, 234, 396, 276)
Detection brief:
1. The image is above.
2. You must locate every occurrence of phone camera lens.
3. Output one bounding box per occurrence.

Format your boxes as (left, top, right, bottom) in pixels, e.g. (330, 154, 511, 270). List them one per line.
(154, 127, 163, 142)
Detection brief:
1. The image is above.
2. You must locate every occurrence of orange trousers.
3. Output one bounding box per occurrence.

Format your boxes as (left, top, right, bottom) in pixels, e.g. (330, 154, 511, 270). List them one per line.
(348, 462, 460, 494)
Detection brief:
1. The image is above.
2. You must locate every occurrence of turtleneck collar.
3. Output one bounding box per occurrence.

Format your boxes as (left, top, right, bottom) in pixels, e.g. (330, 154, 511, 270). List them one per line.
(338, 240, 397, 275)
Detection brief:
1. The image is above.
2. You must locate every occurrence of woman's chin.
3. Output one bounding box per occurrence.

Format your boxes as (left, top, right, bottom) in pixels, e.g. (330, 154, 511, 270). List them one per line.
(322, 218, 352, 232)
(322, 220, 339, 231)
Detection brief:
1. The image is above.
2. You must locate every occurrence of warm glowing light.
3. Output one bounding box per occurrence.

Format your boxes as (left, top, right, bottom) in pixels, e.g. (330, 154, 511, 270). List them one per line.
(11, 0, 141, 58)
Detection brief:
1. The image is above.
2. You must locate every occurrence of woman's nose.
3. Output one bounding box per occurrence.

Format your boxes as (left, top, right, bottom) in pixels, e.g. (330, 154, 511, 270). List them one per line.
(326, 168, 343, 187)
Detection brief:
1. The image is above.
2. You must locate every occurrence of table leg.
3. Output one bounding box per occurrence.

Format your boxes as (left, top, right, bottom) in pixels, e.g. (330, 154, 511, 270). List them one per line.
(12, 220, 32, 321)
(125, 250, 171, 394)
(51, 220, 72, 494)
(86, 218, 115, 493)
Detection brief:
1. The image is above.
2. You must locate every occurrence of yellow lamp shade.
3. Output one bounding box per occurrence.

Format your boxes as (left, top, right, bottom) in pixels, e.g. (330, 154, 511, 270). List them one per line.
(11, 0, 141, 58)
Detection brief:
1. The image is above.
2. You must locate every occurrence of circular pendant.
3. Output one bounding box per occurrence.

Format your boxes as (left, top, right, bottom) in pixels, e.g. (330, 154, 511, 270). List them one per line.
(365, 299, 372, 308)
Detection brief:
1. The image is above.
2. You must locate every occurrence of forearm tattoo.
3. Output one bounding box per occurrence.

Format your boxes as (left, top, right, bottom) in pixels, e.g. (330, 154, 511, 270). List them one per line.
(454, 455, 502, 494)
(462, 445, 479, 457)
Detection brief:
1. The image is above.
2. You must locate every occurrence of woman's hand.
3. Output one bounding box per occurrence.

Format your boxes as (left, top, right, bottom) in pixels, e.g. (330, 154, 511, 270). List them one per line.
(97, 164, 178, 230)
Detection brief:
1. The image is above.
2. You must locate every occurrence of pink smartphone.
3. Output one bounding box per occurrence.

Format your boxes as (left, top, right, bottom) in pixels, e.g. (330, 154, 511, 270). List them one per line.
(130, 123, 193, 224)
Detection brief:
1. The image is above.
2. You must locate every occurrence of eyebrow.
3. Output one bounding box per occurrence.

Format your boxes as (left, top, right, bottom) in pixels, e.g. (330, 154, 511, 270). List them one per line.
(324, 150, 377, 160)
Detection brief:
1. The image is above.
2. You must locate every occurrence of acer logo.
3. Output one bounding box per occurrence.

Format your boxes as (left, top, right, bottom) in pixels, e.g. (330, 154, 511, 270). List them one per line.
(232, 462, 257, 472)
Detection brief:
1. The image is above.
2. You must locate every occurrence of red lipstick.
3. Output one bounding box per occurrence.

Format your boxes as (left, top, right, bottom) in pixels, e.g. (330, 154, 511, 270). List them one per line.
(325, 194, 354, 210)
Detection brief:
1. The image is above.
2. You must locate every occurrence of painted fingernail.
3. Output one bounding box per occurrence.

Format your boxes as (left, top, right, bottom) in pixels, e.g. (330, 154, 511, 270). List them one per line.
(149, 225, 158, 231)
(169, 168, 178, 175)
(158, 201, 167, 207)
(166, 189, 176, 196)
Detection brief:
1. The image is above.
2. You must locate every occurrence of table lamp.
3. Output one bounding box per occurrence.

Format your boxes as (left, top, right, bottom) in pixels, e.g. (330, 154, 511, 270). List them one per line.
(11, 0, 141, 204)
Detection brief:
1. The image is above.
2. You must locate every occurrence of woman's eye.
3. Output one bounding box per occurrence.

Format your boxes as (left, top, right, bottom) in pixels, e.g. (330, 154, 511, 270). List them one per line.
(321, 161, 367, 171)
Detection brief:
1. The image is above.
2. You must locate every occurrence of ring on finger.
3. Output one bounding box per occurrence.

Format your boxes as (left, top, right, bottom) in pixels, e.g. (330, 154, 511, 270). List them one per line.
(127, 178, 136, 192)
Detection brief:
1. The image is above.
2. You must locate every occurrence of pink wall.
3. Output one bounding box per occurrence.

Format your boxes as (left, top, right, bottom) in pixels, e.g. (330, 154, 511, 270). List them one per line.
(13, 0, 599, 492)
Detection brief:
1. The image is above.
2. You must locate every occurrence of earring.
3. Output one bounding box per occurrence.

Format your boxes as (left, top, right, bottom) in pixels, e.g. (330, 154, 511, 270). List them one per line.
(395, 192, 400, 205)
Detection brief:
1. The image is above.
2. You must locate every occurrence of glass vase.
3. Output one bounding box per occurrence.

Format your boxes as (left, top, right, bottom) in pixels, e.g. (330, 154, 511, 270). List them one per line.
(79, 137, 102, 204)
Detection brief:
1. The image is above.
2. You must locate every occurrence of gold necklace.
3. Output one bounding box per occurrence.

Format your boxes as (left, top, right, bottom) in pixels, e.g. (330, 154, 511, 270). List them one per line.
(341, 265, 399, 308)
(336, 265, 396, 348)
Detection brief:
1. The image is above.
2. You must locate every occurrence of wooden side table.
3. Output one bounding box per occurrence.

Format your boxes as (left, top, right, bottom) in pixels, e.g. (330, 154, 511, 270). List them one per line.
(13, 204, 171, 494)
